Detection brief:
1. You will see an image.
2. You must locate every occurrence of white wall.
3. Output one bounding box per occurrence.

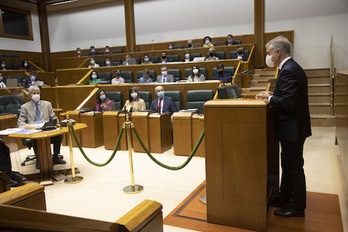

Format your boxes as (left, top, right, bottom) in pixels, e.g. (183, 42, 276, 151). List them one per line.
(47, 3, 126, 52)
(0, 11, 42, 52)
(265, 0, 348, 70)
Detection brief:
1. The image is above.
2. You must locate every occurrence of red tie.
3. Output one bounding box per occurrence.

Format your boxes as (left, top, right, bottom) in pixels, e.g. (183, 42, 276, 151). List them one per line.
(158, 98, 162, 113)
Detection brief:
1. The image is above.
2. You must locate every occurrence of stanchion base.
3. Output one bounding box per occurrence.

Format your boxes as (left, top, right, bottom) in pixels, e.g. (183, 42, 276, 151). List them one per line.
(123, 185, 144, 194)
(64, 176, 83, 184)
(199, 195, 207, 204)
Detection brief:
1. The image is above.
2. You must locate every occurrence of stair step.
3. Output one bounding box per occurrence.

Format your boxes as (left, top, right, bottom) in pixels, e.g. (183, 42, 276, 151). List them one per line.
(308, 95, 331, 104)
(307, 76, 331, 84)
(254, 69, 277, 75)
(308, 84, 330, 93)
(241, 87, 266, 93)
(310, 114, 335, 127)
(309, 105, 332, 115)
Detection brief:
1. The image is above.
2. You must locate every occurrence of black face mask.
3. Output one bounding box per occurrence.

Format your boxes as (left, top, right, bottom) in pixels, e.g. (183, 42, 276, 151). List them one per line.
(209, 52, 215, 57)
(162, 56, 166, 59)
(188, 43, 192, 48)
(218, 70, 224, 75)
(237, 51, 244, 55)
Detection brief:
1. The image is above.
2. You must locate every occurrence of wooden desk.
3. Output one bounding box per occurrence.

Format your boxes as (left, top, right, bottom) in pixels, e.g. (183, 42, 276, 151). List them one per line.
(204, 99, 278, 232)
(79, 112, 104, 148)
(103, 112, 172, 153)
(8, 123, 87, 185)
(0, 114, 24, 152)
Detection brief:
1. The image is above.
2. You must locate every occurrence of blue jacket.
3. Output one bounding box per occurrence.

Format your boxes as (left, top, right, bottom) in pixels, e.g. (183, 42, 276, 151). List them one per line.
(150, 96, 177, 114)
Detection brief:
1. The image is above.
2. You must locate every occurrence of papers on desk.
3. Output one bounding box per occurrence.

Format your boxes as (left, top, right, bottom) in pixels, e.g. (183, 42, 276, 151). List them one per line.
(0, 128, 42, 135)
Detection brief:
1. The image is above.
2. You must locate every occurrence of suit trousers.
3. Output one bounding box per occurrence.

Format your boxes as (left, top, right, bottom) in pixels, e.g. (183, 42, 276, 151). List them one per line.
(32, 135, 63, 159)
(279, 138, 306, 210)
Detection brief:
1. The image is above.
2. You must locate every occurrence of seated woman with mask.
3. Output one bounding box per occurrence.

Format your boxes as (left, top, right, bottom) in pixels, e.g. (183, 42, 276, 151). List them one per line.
(89, 71, 101, 85)
(123, 87, 146, 112)
(112, 70, 125, 84)
(187, 65, 205, 82)
(95, 89, 112, 112)
(19, 60, 30, 71)
(206, 47, 219, 61)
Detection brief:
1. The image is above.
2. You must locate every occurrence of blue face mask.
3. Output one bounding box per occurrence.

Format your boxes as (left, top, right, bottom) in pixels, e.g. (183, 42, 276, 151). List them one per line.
(30, 75, 36, 81)
(144, 58, 149, 62)
(116, 72, 121, 77)
(228, 39, 232, 43)
(157, 91, 164, 99)
(100, 95, 106, 100)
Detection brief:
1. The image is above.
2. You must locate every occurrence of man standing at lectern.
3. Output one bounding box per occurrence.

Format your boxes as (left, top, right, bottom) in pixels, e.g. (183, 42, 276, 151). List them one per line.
(256, 36, 311, 217)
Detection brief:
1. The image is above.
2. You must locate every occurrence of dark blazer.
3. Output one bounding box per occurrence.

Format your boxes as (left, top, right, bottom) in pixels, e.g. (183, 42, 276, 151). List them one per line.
(23, 76, 43, 88)
(270, 58, 311, 141)
(225, 40, 239, 45)
(150, 96, 177, 114)
(212, 72, 231, 83)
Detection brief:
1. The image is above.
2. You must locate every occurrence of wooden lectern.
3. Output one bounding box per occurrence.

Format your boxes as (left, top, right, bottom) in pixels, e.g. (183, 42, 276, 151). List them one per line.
(204, 99, 279, 232)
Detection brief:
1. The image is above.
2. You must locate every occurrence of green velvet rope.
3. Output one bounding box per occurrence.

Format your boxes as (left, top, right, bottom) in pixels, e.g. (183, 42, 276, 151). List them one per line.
(70, 125, 124, 167)
(131, 124, 204, 170)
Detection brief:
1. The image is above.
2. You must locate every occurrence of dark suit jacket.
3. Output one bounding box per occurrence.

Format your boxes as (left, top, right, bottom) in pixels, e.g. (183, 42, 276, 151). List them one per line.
(150, 96, 177, 114)
(270, 58, 311, 141)
(225, 41, 239, 45)
(23, 76, 43, 88)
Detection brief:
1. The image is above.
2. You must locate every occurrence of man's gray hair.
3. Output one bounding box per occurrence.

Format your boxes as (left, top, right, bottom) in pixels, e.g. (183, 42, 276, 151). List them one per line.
(28, 85, 40, 94)
(265, 36, 293, 56)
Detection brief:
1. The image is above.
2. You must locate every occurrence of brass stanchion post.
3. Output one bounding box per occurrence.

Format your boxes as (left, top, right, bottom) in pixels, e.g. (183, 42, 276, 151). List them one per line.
(123, 113, 143, 194)
(65, 113, 83, 184)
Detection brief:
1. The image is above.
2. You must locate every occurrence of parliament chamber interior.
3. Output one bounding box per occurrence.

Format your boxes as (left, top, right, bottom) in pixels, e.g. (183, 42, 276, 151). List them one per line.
(0, 0, 347, 231)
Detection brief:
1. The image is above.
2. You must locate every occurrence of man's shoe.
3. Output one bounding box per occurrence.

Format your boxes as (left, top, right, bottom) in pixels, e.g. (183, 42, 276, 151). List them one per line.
(10, 178, 23, 187)
(11, 171, 27, 181)
(274, 208, 305, 217)
(269, 196, 290, 208)
(53, 158, 66, 165)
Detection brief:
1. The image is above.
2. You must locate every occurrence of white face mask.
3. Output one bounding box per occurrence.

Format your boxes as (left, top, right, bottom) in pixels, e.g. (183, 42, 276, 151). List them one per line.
(31, 94, 40, 102)
(161, 71, 167, 76)
(105, 49, 109, 53)
(91, 49, 95, 53)
(1, 64, 5, 67)
(205, 40, 210, 45)
(77, 50, 81, 54)
(193, 69, 199, 74)
(185, 54, 190, 59)
(92, 74, 97, 79)
(265, 54, 275, 68)
(30, 75, 36, 81)
(106, 61, 110, 65)
(131, 92, 138, 99)
(0, 76, 3, 81)
(100, 95, 106, 100)
(90, 60, 95, 65)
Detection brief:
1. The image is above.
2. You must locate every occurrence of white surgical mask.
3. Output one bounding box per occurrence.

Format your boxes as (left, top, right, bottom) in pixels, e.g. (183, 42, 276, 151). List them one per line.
(265, 54, 275, 68)
(205, 40, 210, 45)
(77, 50, 81, 54)
(185, 54, 190, 59)
(31, 94, 40, 102)
(131, 92, 138, 99)
(91, 49, 95, 53)
(100, 95, 106, 100)
(106, 61, 110, 65)
(92, 74, 97, 79)
(157, 91, 164, 99)
(0, 76, 3, 81)
(24, 62, 28, 67)
(30, 75, 36, 81)
(105, 49, 109, 53)
(1, 64, 5, 67)
(161, 71, 167, 76)
(193, 69, 199, 74)
(90, 60, 95, 64)
(169, 46, 173, 49)
(144, 58, 149, 62)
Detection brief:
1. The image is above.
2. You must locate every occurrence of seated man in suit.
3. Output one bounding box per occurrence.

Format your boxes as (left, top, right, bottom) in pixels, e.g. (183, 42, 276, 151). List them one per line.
(18, 86, 66, 168)
(23, 71, 45, 89)
(156, 66, 174, 83)
(150, 86, 177, 114)
(225, 34, 239, 45)
(212, 63, 231, 83)
(160, 51, 172, 63)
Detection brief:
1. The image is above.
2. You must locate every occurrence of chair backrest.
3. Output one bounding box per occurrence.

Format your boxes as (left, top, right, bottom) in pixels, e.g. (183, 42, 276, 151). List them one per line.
(136, 70, 156, 82)
(184, 68, 207, 79)
(191, 53, 201, 59)
(5, 54, 18, 58)
(12, 64, 21, 70)
(134, 57, 141, 64)
(167, 55, 180, 62)
(120, 71, 133, 83)
(174, 45, 183, 49)
(111, 50, 122, 54)
(106, 92, 123, 110)
(164, 91, 181, 110)
(111, 59, 121, 66)
(212, 66, 235, 77)
(168, 69, 181, 82)
(211, 42, 217, 46)
(96, 60, 104, 67)
(0, 95, 22, 116)
(193, 43, 201, 47)
(149, 56, 159, 63)
(5, 76, 19, 87)
(215, 41, 225, 46)
(234, 40, 242, 44)
(99, 72, 112, 84)
(138, 91, 152, 109)
(186, 90, 214, 114)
